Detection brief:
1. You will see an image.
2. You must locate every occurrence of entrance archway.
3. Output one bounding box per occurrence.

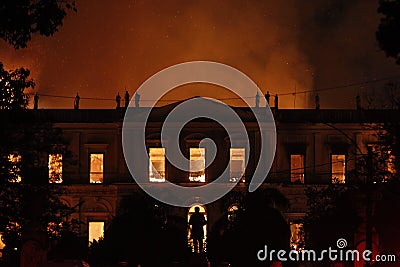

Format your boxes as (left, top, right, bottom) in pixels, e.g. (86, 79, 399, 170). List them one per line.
(187, 204, 207, 252)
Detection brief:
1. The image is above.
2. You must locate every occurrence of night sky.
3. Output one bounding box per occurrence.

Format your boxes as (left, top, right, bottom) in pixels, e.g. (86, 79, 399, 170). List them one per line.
(1, 0, 400, 109)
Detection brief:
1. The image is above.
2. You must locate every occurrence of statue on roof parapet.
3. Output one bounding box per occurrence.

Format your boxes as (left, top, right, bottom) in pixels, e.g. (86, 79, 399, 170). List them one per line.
(255, 91, 260, 108)
(74, 93, 80, 109)
(116, 92, 121, 109)
(356, 94, 362, 110)
(135, 92, 140, 108)
(265, 91, 270, 107)
(124, 90, 130, 108)
(315, 93, 320, 110)
(34, 93, 39, 109)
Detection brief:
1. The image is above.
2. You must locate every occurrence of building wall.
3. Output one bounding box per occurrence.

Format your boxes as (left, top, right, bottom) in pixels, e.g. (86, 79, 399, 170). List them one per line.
(51, 112, 380, 241)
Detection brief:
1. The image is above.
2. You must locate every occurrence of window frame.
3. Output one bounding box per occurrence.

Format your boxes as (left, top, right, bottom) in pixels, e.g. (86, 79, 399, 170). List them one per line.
(289, 222, 305, 251)
(229, 148, 246, 182)
(290, 154, 305, 184)
(88, 221, 105, 245)
(48, 153, 63, 184)
(148, 147, 166, 182)
(89, 153, 105, 184)
(331, 153, 346, 184)
(8, 153, 22, 183)
(189, 147, 206, 182)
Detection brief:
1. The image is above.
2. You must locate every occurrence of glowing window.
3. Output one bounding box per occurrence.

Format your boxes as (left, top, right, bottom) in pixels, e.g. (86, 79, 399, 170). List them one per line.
(189, 148, 205, 182)
(5, 222, 20, 233)
(290, 222, 305, 251)
(88, 221, 104, 244)
(187, 205, 207, 252)
(47, 222, 63, 237)
(290, 154, 304, 183)
(49, 154, 63, 183)
(8, 154, 21, 183)
(230, 148, 245, 182)
(387, 150, 396, 178)
(228, 204, 239, 222)
(149, 148, 165, 182)
(331, 154, 346, 184)
(90, 154, 104, 183)
(0, 233, 4, 258)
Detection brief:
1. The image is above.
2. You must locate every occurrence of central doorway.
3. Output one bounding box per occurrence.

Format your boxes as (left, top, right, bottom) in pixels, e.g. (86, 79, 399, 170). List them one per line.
(187, 204, 207, 252)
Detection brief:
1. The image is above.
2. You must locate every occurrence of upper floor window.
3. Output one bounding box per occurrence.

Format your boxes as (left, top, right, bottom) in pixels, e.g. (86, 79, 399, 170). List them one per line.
(149, 148, 165, 182)
(290, 154, 304, 183)
(189, 148, 205, 182)
(331, 154, 346, 184)
(8, 154, 21, 183)
(90, 153, 104, 183)
(230, 148, 245, 182)
(49, 154, 63, 183)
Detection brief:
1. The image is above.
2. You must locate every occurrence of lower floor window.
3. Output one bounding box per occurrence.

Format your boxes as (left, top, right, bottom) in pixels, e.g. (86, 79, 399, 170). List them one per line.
(0, 233, 5, 258)
(88, 221, 104, 245)
(290, 222, 305, 251)
(187, 205, 207, 253)
(8, 154, 22, 183)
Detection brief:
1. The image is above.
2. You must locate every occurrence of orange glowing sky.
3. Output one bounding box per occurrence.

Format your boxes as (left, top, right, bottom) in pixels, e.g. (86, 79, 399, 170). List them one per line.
(0, 0, 400, 109)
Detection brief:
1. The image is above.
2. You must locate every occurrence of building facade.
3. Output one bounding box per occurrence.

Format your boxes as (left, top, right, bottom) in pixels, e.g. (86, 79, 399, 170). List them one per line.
(3, 100, 398, 263)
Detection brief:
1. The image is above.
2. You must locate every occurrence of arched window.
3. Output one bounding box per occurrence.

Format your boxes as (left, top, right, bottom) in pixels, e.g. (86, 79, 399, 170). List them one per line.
(187, 204, 207, 252)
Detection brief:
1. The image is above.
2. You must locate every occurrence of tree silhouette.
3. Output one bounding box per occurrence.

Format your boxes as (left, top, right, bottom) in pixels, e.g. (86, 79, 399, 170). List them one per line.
(368, 120, 400, 260)
(0, 0, 76, 49)
(0, 62, 33, 110)
(88, 194, 188, 267)
(0, 111, 79, 266)
(376, 0, 400, 64)
(304, 185, 362, 256)
(0, 2, 76, 265)
(0, 0, 76, 109)
(208, 189, 291, 267)
(304, 109, 400, 266)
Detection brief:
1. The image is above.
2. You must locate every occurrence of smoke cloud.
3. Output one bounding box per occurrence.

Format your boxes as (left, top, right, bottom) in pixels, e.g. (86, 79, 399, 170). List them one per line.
(0, 0, 399, 109)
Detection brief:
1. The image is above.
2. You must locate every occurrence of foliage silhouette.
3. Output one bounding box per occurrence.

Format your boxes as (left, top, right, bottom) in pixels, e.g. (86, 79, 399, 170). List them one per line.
(0, 111, 79, 265)
(0, 1, 77, 265)
(376, 0, 400, 64)
(88, 193, 188, 267)
(208, 189, 291, 267)
(0, 0, 76, 49)
(304, 185, 362, 252)
(0, 62, 33, 110)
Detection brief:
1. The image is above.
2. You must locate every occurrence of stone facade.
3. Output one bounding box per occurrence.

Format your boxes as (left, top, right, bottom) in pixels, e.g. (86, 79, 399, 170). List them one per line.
(23, 104, 399, 247)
